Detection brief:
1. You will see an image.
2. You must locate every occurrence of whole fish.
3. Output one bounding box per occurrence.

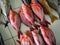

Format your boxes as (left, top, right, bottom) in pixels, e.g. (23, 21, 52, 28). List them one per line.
(38, 0, 58, 23)
(31, 29, 45, 45)
(26, 30, 35, 44)
(9, 7, 21, 33)
(31, 0, 45, 22)
(31, 0, 50, 27)
(39, 25, 56, 45)
(19, 7, 35, 30)
(17, 31, 34, 45)
(19, 0, 37, 30)
(0, 0, 10, 16)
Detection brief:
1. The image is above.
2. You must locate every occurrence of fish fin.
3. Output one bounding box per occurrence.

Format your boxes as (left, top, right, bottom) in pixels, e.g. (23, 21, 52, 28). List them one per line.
(40, 20, 50, 27)
(16, 39, 21, 44)
(5, 21, 9, 27)
(17, 31, 22, 39)
(50, 15, 58, 23)
(10, 5, 12, 10)
(45, 20, 51, 25)
(1, 9, 3, 14)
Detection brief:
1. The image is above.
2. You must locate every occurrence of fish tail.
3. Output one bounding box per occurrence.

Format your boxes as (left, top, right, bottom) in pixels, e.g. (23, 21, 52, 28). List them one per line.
(50, 15, 58, 23)
(0, 21, 8, 28)
(1, 9, 3, 15)
(16, 39, 21, 44)
(5, 21, 9, 27)
(17, 30, 22, 39)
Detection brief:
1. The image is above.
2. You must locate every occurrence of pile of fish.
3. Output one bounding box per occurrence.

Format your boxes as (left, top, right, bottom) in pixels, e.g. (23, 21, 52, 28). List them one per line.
(0, 0, 60, 45)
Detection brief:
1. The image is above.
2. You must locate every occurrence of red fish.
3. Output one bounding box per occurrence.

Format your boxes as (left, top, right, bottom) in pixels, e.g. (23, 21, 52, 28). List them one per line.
(40, 25, 56, 45)
(17, 31, 34, 45)
(9, 8, 21, 33)
(26, 30, 35, 44)
(31, 29, 45, 45)
(31, 0, 50, 27)
(19, 3, 36, 30)
(26, 30, 45, 45)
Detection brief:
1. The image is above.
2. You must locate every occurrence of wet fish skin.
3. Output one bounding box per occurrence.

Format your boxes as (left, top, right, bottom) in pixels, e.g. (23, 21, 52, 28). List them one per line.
(39, 25, 56, 45)
(19, 3, 36, 29)
(17, 31, 34, 45)
(31, 29, 45, 45)
(31, 0, 50, 27)
(9, 8, 21, 32)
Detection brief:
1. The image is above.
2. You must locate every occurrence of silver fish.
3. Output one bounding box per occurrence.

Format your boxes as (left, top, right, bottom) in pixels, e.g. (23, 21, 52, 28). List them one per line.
(0, 0, 10, 16)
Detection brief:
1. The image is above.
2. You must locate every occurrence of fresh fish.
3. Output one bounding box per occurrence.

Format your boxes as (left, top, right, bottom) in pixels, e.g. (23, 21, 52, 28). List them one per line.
(31, 0, 50, 27)
(0, 0, 10, 16)
(17, 31, 34, 45)
(31, 0, 45, 23)
(19, 7, 35, 30)
(26, 30, 35, 44)
(19, 0, 37, 30)
(31, 29, 45, 45)
(9, 7, 21, 33)
(39, 25, 56, 45)
(38, 0, 58, 23)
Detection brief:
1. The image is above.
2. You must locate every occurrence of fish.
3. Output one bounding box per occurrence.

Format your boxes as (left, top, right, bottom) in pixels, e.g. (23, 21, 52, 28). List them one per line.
(31, 0, 50, 27)
(19, 0, 37, 30)
(0, 0, 10, 16)
(17, 31, 34, 45)
(38, 0, 58, 23)
(39, 25, 56, 45)
(31, 29, 45, 45)
(26, 30, 35, 44)
(9, 7, 21, 33)
(19, 7, 35, 30)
